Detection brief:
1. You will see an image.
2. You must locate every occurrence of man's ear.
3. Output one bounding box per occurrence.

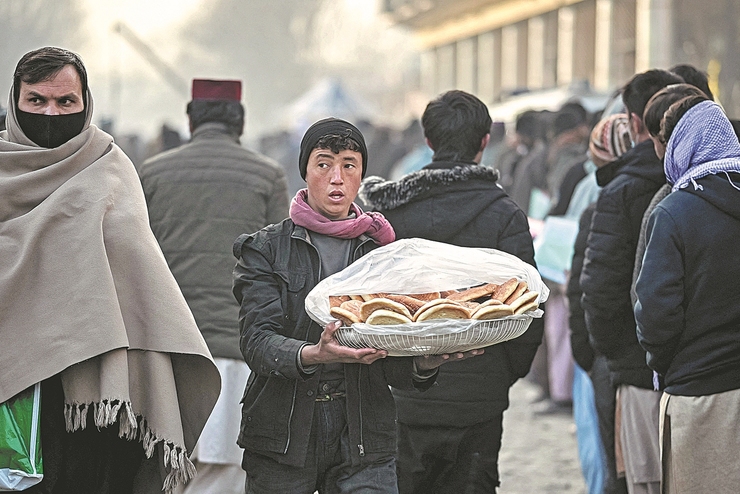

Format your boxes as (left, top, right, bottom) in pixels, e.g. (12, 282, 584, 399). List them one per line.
(629, 112, 644, 139)
(480, 133, 491, 151)
(425, 137, 434, 151)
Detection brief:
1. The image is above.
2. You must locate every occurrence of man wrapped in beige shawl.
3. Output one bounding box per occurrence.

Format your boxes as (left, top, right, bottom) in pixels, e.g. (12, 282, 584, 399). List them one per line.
(0, 47, 220, 493)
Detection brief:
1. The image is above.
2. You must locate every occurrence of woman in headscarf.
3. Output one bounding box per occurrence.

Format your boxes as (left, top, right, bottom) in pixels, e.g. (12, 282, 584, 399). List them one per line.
(634, 89, 740, 493)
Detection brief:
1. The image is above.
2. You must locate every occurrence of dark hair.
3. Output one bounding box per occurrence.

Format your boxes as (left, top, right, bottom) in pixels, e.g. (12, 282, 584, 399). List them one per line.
(13, 47, 88, 106)
(622, 69, 684, 121)
(552, 102, 588, 138)
(669, 64, 714, 100)
(186, 100, 244, 136)
(313, 133, 362, 155)
(643, 84, 707, 139)
(660, 94, 710, 145)
(421, 90, 493, 162)
(515, 110, 541, 140)
(560, 101, 588, 124)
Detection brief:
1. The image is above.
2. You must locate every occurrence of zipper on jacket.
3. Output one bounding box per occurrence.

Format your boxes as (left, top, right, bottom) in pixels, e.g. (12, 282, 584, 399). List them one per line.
(357, 365, 365, 456)
(296, 228, 372, 458)
(283, 230, 322, 456)
(283, 380, 298, 454)
(352, 237, 371, 457)
(282, 230, 321, 455)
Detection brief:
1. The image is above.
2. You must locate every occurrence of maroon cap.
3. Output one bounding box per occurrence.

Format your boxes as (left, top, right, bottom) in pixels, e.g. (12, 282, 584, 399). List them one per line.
(191, 79, 242, 101)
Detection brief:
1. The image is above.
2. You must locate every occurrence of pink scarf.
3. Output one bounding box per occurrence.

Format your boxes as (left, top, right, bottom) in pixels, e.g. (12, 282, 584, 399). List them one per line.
(289, 189, 395, 246)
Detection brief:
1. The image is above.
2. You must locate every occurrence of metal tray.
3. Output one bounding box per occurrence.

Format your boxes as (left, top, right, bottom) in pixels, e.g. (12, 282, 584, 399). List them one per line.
(335, 316, 534, 356)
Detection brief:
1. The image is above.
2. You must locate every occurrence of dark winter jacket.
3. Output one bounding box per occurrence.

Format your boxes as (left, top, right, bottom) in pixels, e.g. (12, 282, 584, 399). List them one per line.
(635, 173, 740, 396)
(567, 203, 596, 371)
(232, 219, 434, 467)
(361, 161, 544, 427)
(550, 159, 588, 216)
(139, 122, 289, 359)
(580, 140, 666, 389)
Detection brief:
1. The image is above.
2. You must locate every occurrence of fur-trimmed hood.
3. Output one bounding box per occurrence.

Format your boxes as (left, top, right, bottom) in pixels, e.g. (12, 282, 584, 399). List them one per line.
(360, 162, 501, 211)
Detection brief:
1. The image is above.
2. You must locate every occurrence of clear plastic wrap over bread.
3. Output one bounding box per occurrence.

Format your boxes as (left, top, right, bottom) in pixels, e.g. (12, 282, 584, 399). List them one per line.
(305, 238, 549, 341)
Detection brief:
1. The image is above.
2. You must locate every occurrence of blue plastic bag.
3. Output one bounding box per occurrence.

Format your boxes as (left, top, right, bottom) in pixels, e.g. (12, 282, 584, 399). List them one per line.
(572, 365, 606, 494)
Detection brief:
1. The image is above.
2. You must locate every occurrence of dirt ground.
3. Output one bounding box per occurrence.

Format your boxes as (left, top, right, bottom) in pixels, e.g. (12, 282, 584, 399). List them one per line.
(498, 378, 587, 494)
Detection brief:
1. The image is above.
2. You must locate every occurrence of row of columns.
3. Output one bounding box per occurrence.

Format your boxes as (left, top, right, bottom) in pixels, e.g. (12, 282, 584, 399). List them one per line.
(419, 0, 674, 102)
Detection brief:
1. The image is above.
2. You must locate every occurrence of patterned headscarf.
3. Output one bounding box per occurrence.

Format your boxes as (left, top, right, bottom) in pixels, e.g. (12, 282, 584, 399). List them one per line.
(664, 100, 740, 191)
(589, 113, 632, 166)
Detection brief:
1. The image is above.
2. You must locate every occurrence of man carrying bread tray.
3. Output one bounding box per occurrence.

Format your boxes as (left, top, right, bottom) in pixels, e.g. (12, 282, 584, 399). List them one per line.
(232, 117, 482, 493)
(362, 90, 544, 493)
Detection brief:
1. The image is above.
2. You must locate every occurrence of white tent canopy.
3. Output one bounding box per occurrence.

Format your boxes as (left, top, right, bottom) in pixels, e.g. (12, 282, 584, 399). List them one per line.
(282, 77, 377, 135)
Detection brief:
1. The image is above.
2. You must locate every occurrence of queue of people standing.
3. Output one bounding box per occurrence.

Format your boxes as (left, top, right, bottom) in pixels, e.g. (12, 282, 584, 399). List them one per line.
(547, 67, 740, 494)
(1, 44, 739, 494)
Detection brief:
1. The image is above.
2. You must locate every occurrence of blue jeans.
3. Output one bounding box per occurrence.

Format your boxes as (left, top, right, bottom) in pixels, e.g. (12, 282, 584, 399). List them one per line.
(243, 398, 398, 494)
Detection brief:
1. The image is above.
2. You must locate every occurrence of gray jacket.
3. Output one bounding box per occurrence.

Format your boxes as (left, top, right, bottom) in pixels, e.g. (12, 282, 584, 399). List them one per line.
(139, 122, 289, 359)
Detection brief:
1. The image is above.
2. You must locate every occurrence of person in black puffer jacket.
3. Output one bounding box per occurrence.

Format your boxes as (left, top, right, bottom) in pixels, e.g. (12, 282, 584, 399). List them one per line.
(361, 90, 543, 494)
(579, 69, 683, 494)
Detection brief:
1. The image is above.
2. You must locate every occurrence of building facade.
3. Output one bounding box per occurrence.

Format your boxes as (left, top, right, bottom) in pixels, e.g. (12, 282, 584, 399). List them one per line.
(383, 0, 740, 117)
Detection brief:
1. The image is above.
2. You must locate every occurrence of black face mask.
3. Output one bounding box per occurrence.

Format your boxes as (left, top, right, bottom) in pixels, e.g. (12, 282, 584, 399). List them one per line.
(15, 108, 86, 148)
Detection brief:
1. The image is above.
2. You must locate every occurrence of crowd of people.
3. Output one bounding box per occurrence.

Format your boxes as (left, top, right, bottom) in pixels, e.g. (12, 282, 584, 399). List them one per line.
(1, 45, 739, 494)
(492, 65, 740, 494)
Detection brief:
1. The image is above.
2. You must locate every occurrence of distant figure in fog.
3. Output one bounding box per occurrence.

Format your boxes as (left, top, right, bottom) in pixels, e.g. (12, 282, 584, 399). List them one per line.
(139, 79, 289, 494)
(545, 102, 590, 212)
(362, 90, 543, 494)
(495, 110, 549, 216)
(0, 46, 219, 494)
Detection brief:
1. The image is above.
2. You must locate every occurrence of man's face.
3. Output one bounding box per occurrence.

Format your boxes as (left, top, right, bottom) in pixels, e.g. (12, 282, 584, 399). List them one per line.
(17, 65, 84, 115)
(305, 147, 362, 220)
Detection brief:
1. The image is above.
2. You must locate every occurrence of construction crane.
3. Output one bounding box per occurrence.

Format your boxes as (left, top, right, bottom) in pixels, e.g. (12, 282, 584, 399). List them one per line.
(111, 21, 189, 98)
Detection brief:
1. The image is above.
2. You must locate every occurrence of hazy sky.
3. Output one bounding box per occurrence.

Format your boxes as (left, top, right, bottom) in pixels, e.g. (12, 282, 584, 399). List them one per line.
(79, 0, 207, 138)
(69, 0, 418, 143)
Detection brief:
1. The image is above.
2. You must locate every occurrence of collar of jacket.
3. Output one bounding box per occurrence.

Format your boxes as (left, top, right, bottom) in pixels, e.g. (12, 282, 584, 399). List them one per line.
(190, 121, 240, 144)
(595, 140, 661, 187)
(360, 162, 500, 211)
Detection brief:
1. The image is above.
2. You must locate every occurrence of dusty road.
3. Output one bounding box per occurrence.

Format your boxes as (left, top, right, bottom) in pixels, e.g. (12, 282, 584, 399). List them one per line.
(498, 378, 586, 494)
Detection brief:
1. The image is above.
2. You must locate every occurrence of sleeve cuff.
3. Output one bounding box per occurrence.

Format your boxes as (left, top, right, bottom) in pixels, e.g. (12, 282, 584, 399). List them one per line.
(297, 343, 319, 375)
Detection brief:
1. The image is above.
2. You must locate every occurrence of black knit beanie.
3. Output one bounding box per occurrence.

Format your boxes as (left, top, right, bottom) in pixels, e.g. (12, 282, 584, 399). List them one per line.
(298, 117, 368, 180)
